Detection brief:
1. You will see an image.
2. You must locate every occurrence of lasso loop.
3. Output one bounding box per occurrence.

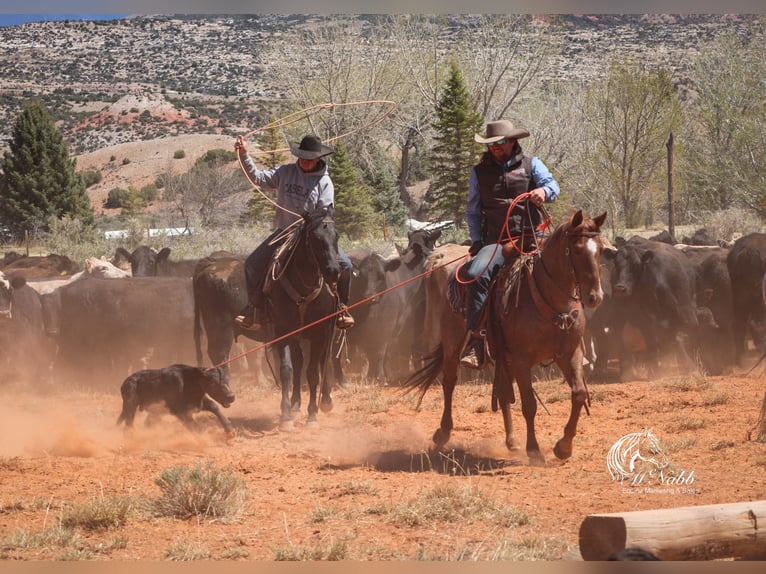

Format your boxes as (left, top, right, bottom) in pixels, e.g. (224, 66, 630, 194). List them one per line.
(237, 99, 397, 220)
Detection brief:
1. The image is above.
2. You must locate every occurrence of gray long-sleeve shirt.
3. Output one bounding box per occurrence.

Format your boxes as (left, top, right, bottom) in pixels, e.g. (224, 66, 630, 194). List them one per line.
(241, 155, 334, 229)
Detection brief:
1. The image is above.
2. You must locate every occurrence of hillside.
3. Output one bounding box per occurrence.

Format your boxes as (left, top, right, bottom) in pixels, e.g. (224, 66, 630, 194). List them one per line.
(0, 14, 759, 218)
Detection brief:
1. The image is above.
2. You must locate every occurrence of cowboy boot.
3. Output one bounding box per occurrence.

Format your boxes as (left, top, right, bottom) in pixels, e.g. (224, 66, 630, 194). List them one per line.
(459, 331, 486, 369)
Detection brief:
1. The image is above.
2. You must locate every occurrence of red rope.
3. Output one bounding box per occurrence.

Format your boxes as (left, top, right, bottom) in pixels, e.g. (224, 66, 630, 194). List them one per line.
(206, 251, 468, 371)
(455, 192, 552, 286)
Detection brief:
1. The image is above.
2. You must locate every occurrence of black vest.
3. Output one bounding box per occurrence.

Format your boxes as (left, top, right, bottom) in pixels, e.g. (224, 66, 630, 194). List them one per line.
(474, 150, 543, 243)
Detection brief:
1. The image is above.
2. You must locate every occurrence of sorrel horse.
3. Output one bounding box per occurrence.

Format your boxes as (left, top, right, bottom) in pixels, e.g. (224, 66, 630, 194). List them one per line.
(266, 208, 341, 430)
(406, 209, 608, 465)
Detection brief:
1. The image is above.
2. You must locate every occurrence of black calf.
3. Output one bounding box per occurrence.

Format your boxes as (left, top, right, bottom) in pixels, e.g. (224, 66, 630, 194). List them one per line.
(117, 364, 235, 436)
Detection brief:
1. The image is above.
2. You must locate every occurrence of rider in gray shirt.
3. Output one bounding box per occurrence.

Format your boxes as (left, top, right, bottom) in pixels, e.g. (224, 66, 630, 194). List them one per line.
(234, 134, 354, 331)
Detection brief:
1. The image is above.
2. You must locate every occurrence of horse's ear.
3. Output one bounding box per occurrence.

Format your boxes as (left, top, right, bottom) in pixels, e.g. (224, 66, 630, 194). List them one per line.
(594, 212, 608, 229)
(571, 210, 584, 228)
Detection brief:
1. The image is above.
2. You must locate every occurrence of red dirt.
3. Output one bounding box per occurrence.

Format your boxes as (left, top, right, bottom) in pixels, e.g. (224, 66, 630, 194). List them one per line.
(0, 359, 765, 561)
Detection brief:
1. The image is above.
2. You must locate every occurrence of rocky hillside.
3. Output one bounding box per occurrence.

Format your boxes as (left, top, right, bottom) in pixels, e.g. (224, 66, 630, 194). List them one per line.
(0, 14, 758, 215)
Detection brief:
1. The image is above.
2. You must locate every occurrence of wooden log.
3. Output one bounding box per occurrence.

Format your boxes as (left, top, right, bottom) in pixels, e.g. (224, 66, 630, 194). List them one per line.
(579, 500, 766, 560)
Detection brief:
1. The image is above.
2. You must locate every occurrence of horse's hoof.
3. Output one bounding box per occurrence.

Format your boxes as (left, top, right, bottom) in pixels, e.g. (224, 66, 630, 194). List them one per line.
(279, 420, 295, 432)
(319, 400, 333, 413)
(306, 419, 319, 428)
(291, 403, 300, 412)
(433, 428, 450, 447)
(225, 429, 237, 441)
(553, 440, 573, 460)
(505, 436, 521, 452)
(528, 450, 546, 467)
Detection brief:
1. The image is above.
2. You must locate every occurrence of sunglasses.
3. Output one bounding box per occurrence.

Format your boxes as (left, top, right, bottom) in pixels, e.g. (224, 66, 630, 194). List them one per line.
(487, 138, 511, 148)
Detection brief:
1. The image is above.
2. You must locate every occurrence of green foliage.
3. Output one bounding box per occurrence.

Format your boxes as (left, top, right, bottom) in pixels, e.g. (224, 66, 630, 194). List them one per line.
(330, 140, 378, 240)
(194, 148, 236, 168)
(105, 187, 129, 208)
(427, 61, 483, 226)
(42, 215, 109, 262)
(173, 149, 186, 159)
(152, 460, 247, 520)
(139, 182, 159, 202)
(120, 185, 147, 216)
(121, 157, 131, 165)
(80, 168, 102, 187)
(582, 60, 682, 228)
(255, 121, 288, 169)
(685, 28, 766, 217)
(0, 100, 94, 241)
(362, 143, 408, 228)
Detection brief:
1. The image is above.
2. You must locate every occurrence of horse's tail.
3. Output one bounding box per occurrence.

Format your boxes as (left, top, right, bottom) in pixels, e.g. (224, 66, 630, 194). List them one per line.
(402, 344, 444, 409)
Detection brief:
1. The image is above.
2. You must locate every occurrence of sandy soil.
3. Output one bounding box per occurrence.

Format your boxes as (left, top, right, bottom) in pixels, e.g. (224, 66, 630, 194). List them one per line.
(0, 357, 765, 562)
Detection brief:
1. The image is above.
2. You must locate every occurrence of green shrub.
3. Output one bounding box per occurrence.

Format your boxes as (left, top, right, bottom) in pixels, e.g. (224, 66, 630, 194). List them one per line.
(139, 183, 159, 202)
(80, 168, 102, 187)
(105, 187, 129, 208)
(121, 157, 131, 165)
(173, 149, 186, 159)
(61, 495, 134, 531)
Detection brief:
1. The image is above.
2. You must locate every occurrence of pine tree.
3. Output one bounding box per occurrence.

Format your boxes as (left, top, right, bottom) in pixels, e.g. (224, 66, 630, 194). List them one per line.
(331, 140, 377, 240)
(428, 61, 483, 226)
(0, 100, 94, 241)
(362, 143, 408, 229)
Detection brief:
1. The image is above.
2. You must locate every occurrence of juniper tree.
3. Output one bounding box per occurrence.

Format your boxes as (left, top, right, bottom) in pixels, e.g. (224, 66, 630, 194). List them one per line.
(428, 61, 483, 226)
(0, 100, 94, 241)
(331, 140, 377, 240)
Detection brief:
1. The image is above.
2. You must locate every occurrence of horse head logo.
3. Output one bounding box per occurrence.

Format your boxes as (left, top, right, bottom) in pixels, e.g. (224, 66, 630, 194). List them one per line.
(607, 428, 669, 482)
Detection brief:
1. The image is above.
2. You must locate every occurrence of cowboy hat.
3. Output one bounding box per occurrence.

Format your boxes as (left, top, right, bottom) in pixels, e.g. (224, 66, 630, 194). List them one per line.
(289, 135, 334, 159)
(474, 120, 530, 144)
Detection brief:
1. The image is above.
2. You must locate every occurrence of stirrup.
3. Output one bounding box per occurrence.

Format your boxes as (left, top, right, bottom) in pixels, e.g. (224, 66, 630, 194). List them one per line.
(336, 304, 354, 329)
(459, 332, 486, 369)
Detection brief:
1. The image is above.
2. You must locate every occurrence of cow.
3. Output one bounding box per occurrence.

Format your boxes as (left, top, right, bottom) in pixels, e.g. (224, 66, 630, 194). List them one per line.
(116, 364, 235, 436)
(726, 232, 766, 364)
(602, 237, 701, 380)
(0, 253, 81, 280)
(345, 228, 441, 383)
(0, 271, 50, 384)
(648, 229, 677, 244)
(680, 228, 720, 246)
(114, 246, 198, 277)
(676, 245, 735, 374)
(49, 275, 197, 387)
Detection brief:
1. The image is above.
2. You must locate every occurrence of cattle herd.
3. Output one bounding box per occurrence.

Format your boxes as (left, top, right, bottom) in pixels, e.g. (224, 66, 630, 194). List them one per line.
(1, 226, 765, 433)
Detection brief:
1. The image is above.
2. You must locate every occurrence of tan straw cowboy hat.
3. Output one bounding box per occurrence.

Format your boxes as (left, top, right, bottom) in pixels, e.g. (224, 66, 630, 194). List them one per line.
(474, 119, 530, 144)
(289, 135, 334, 159)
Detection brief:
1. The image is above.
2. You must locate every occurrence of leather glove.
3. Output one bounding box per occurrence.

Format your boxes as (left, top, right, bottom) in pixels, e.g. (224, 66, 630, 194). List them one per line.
(468, 241, 484, 256)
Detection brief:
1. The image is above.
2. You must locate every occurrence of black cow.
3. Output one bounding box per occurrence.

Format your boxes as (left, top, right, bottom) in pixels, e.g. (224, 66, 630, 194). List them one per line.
(680, 228, 720, 246)
(602, 237, 701, 379)
(117, 364, 235, 436)
(346, 228, 441, 382)
(0, 271, 50, 384)
(114, 246, 198, 277)
(648, 229, 677, 244)
(675, 245, 735, 374)
(49, 276, 197, 386)
(726, 232, 766, 364)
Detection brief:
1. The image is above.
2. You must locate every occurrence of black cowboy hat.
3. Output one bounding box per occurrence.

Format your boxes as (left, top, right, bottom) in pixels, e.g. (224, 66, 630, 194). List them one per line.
(289, 135, 334, 160)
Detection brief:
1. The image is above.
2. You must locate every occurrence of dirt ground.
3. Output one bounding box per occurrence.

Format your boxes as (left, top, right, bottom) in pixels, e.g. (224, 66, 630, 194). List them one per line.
(1, 352, 765, 562)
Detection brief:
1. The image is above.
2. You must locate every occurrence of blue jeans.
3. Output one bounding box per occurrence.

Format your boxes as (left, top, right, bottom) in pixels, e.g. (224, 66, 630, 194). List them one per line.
(464, 243, 506, 331)
(244, 229, 352, 307)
